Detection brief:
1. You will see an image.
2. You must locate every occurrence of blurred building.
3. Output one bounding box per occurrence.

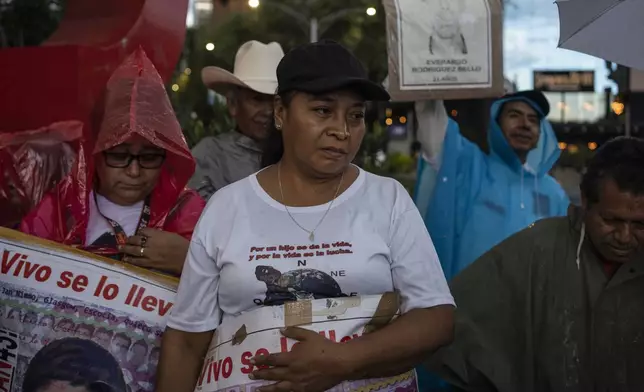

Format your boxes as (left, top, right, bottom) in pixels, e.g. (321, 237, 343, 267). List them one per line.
(608, 65, 644, 138)
(192, 0, 250, 27)
(533, 69, 638, 152)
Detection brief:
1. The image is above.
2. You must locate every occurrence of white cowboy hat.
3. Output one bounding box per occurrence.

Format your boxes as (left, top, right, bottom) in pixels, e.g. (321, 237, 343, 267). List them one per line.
(202, 40, 284, 96)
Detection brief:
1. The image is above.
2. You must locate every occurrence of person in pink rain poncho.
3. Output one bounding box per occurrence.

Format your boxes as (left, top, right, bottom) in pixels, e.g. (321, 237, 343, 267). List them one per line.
(20, 48, 205, 276)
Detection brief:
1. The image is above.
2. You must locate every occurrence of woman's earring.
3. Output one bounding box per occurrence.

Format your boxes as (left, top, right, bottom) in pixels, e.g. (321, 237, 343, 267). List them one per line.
(275, 122, 282, 130)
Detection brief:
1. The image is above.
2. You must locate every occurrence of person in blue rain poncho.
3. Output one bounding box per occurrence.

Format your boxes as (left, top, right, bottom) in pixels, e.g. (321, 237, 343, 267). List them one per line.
(414, 90, 570, 281)
(413, 91, 569, 392)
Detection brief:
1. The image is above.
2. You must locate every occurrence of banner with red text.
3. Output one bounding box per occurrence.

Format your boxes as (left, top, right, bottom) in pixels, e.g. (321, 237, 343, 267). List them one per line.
(195, 293, 418, 392)
(0, 228, 177, 392)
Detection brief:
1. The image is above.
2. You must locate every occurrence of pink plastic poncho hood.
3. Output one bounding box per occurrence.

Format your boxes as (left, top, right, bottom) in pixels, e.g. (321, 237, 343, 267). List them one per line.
(21, 48, 205, 246)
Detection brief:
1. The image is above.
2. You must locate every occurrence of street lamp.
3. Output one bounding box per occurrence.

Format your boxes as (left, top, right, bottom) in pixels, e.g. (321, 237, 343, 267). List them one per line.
(248, 1, 377, 43)
(205, 42, 215, 51)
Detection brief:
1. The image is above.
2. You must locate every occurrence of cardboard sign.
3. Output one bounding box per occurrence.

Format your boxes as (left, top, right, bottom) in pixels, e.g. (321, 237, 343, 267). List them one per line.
(383, 0, 504, 101)
(195, 293, 418, 392)
(0, 228, 178, 392)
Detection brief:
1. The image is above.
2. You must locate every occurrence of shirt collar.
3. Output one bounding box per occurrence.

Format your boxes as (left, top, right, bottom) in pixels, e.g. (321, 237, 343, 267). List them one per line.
(232, 129, 263, 153)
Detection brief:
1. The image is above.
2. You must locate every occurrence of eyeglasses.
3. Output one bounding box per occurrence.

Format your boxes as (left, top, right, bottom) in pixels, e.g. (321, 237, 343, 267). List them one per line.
(103, 151, 166, 169)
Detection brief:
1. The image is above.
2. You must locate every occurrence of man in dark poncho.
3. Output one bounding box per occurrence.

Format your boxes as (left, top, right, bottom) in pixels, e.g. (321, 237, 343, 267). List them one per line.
(426, 137, 644, 391)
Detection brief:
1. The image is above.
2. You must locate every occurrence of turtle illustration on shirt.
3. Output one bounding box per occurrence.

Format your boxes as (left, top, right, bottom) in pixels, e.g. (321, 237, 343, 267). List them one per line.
(254, 265, 347, 306)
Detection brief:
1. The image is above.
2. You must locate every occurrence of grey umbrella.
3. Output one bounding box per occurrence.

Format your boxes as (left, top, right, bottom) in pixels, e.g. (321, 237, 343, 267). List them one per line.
(557, 0, 644, 70)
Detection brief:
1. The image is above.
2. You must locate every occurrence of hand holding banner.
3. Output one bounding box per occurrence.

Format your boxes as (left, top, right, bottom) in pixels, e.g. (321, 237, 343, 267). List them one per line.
(195, 293, 418, 392)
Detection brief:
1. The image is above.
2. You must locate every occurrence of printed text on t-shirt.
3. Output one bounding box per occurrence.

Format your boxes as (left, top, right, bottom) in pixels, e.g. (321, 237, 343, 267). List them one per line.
(248, 242, 353, 262)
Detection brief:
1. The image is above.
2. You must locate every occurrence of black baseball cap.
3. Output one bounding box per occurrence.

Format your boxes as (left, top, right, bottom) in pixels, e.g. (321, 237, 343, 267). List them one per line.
(276, 39, 390, 101)
(502, 89, 550, 117)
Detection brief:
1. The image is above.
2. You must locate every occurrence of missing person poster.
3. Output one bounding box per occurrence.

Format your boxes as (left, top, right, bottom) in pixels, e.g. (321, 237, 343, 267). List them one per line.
(0, 228, 178, 392)
(383, 0, 504, 101)
(195, 293, 418, 392)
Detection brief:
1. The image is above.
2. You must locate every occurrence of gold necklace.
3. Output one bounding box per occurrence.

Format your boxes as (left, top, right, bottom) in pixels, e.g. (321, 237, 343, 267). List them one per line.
(277, 162, 344, 242)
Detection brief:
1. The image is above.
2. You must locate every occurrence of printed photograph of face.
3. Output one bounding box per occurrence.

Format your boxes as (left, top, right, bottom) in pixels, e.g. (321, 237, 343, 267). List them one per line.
(396, 0, 492, 88)
(0, 281, 165, 392)
(427, 0, 468, 56)
(22, 338, 128, 392)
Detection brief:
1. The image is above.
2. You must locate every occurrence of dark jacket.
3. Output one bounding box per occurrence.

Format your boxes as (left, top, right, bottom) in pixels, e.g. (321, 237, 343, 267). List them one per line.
(427, 206, 644, 391)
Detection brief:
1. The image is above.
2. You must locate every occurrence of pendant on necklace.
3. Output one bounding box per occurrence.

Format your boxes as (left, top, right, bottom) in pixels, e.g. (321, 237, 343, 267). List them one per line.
(308, 232, 315, 242)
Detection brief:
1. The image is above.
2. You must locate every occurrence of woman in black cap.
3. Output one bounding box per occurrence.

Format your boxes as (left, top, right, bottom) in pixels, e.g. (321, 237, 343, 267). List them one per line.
(157, 40, 455, 392)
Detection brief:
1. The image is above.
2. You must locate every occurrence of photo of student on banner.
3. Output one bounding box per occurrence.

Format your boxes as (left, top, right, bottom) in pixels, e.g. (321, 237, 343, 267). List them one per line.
(428, 0, 468, 56)
(392, 0, 494, 91)
(1, 307, 161, 392)
(0, 219, 178, 392)
(22, 337, 127, 392)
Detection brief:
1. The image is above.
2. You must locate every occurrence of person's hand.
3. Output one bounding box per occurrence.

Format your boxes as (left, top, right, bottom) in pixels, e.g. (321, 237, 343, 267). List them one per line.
(120, 228, 190, 276)
(250, 327, 354, 392)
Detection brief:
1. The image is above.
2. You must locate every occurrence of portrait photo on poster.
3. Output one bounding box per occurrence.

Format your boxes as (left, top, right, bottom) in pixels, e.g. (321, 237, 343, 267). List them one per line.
(0, 233, 177, 392)
(395, 0, 492, 90)
(0, 280, 164, 392)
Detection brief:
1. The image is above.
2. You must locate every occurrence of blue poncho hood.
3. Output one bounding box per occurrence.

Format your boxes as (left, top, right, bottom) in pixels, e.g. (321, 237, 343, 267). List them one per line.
(487, 97, 561, 177)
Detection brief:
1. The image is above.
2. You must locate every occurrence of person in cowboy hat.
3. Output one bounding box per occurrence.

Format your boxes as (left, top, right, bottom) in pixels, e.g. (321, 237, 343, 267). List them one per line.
(188, 40, 285, 200)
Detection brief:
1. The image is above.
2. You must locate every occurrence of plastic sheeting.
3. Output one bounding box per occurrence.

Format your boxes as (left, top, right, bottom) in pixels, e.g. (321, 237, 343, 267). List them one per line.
(0, 121, 85, 229)
(20, 47, 205, 252)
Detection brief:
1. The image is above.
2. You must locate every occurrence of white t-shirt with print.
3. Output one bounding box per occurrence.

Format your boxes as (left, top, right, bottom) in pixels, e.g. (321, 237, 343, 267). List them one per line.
(85, 192, 144, 246)
(167, 168, 454, 333)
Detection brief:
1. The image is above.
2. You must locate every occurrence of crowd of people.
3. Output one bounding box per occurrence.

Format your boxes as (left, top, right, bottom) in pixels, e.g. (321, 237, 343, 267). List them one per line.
(2, 35, 644, 392)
